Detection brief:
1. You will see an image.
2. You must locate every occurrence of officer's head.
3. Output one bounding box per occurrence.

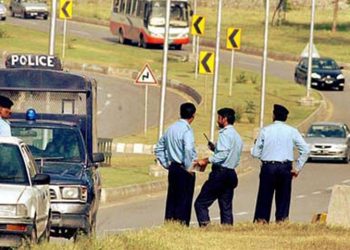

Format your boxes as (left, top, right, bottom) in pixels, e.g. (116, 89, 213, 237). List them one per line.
(0, 95, 13, 119)
(273, 104, 289, 122)
(217, 108, 235, 128)
(180, 102, 196, 123)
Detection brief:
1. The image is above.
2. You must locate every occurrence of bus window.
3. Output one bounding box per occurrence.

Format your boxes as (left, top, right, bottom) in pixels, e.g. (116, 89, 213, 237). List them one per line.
(120, 0, 125, 13)
(125, 0, 131, 15)
(136, 0, 144, 17)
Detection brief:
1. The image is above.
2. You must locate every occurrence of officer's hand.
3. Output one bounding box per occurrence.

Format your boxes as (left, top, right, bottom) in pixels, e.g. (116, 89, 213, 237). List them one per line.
(291, 169, 299, 178)
(207, 141, 215, 152)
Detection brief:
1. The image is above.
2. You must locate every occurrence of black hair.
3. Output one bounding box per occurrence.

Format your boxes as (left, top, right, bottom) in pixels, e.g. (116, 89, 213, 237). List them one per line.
(274, 112, 288, 122)
(0, 95, 13, 109)
(180, 102, 196, 119)
(217, 108, 235, 124)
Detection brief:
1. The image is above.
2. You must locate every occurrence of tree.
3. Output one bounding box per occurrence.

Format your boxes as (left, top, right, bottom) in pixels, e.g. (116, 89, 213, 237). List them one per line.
(332, 0, 339, 33)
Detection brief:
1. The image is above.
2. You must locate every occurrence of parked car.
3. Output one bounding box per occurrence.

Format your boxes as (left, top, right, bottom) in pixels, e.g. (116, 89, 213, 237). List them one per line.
(294, 57, 345, 91)
(9, 0, 48, 19)
(0, 137, 51, 248)
(305, 122, 350, 162)
(0, 2, 6, 20)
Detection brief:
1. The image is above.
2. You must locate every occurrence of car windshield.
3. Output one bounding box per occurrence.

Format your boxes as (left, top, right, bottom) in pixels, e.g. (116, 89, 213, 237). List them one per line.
(312, 59, 339, 70)
(149, 1, 188, 27)
(0, 143, 29, 185)
(307, 125, 346, 138)
(12, 127, 85, 163)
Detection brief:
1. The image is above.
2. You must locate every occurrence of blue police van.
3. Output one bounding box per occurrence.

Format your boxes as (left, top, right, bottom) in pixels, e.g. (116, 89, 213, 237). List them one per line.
(0, 54, 104, 239)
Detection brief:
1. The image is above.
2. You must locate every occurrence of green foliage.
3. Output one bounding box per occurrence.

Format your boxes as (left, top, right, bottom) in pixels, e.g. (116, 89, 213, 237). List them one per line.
(250, 74, 258, 84)
(247, 114, 256, 124)
(67, 38, 77, 49)
(233, 105, 244, 123)
(0, 28, 10, 39)
(235, 71, 247, 83)
(245, 100, 256, 114)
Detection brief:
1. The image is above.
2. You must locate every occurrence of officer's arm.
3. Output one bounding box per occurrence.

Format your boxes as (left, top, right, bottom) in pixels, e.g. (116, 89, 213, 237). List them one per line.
(293, 130, 310, 171)
(154, 135, 169, 168)
(251, 129, 265, 159)
(208, 133, 231, 165)
(183, 129, 197, 169)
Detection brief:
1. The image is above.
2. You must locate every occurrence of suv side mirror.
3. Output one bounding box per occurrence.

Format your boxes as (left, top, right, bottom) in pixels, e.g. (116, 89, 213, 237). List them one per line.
(32, 174, 50, 185)
(93, 153, 105, 163)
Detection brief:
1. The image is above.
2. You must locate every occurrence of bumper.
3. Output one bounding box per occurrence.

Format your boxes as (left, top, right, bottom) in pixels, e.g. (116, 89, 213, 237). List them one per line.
(309, 150, 347, 161)
(50, 203, 90, 230)
(0, 220, 34, 247)
(145, 34, 189, 45)
(25, 11, 48, 17)
(311, 78, 345, 89)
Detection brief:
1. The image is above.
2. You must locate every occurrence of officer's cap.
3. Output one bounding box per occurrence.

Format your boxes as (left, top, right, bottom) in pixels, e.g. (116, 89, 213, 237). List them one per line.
(273, 104, 289, 117)
(0, 95, 14, 109)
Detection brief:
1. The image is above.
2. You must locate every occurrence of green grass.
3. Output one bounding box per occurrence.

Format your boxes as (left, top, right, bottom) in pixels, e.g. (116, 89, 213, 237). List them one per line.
(33, 223, 350, 250)
(99, 154, 162, 188)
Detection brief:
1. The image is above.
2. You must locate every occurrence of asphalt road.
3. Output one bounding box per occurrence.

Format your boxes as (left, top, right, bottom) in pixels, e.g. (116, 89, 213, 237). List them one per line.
(6, 16, 350, 232)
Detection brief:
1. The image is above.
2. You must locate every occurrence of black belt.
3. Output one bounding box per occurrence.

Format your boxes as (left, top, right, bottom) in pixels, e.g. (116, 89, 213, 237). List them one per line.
(262, 160, 291, 165)
(212, 164, 234, 171)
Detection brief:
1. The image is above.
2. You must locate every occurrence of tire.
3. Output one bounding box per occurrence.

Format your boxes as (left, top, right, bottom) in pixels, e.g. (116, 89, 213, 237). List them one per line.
(21, 11, 27, 19)
(174, 44, 182, 50)
(339, 86, 344, 91)
(10, 8, 14, 17)
(1, 17, 5, 21)
(118, 29, 128, 44)
(43, 15, 48, 20)
(138, 35, 148, 48)
(39, 215, 51, 243)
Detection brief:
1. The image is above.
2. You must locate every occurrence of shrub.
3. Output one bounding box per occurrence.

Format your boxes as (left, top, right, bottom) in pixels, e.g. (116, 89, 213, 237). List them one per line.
(245, 100, 256, 114)
(235, 71, 247, 83)
(233, 105, 244, 123)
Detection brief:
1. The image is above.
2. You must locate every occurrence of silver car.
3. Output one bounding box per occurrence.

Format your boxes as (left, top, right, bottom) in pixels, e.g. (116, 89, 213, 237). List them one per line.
(0, 2, 6, 20)
(305, 122, 350, 162)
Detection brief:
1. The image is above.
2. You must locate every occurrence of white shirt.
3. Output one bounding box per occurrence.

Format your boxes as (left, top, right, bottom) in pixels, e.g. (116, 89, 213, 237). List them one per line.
(0, 117, 11, 137)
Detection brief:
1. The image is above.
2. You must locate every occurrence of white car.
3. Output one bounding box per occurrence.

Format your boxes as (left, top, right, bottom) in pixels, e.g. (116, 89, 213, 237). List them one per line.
(0, 137, 51, 248)
(0, 2, 7, 20)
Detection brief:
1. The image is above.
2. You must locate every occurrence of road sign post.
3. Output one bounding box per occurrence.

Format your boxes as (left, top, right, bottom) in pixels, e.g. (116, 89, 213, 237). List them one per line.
(226, 28, 241, 97)
(49, 0, 57, 55)
(306, 0, 316, 100)
(191, 15, 205, 80)
(59, 0, 73, 60)
(135, 64, 158, 135)
(210, 0, 222, 141)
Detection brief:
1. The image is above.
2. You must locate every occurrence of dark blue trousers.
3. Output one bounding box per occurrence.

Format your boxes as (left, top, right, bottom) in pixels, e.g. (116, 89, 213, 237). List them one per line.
(165, 162, 196, 226)
(253, 161, 293, 223)
(195, 165, 238, 226)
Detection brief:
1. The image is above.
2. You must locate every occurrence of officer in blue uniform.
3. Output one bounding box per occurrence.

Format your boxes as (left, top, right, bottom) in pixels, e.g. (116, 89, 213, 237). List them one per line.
(194, 108, 243, 226)
(155, 102, 197, 226)
(251, 104, 310, 223)
(0, 95, 14, 137)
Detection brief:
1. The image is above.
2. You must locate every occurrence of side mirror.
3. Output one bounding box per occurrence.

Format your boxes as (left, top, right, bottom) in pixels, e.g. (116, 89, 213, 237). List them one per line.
(32, 174, 50, 185)
(93, 153, 105, 163)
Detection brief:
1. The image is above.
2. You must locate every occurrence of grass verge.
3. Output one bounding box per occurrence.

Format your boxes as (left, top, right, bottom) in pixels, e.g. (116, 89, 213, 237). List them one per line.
(33, 222, 350, 250)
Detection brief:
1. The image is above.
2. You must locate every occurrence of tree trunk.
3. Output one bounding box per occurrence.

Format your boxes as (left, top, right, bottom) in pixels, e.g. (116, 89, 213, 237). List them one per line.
(332, 0, 339, 33)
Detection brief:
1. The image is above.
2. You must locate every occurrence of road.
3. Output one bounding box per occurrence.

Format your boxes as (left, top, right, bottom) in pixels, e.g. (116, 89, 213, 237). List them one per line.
(6, 16, 350, 232)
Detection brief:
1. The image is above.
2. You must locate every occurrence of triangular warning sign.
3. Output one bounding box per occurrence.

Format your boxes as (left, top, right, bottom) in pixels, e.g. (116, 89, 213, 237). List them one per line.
(300, 43, 320, 58)
(135, 64, 158, 85)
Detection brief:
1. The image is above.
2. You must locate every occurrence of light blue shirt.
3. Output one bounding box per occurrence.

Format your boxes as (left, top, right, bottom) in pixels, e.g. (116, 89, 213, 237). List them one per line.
(155, 119, 197, 170)
(251, 121, 310, 171)
(0, 118, 11, 137)
(209, 125, 243, 169)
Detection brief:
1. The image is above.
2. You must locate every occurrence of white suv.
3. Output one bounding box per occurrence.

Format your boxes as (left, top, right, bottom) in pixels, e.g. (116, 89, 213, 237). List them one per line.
(0, 137, 50, 248)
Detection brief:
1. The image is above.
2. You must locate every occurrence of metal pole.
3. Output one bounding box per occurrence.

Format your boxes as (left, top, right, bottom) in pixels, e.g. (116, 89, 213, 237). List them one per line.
(144, 85, 148, 135)
(259, 0, 270, 129)
(306, 0, 316, 99)
(194, 36, 199, 79)
(191, 0, 197, 55)
(209, 0, 222, 141)
(49, 0, 57, 55)
(62, 18, 67, 59)
(229, 49, 235, 96)
(157, 0, 171, 139)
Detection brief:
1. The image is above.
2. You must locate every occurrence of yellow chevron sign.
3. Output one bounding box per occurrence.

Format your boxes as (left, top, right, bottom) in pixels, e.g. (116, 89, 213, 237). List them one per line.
(191, 15, 205, 36)
(59, 0, 73, 19)
(199, 51, 214, 74)
(226, 28, 241, 49)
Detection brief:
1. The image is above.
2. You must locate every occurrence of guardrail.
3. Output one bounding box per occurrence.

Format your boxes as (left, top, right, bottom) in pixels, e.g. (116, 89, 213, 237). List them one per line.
(97, 138, 113, 166)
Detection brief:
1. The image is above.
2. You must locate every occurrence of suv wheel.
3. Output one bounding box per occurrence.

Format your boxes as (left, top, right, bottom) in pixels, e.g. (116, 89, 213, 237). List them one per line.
(339, 86, 344, 91)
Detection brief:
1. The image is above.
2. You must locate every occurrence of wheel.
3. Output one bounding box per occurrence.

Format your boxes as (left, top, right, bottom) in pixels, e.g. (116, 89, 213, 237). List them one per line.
(39, 214, 51, 243)
(339, 86, 344, 91)
(174, 44, 182, 50)
(43, 15, 48, 20)
(10, 8, 14, 17)
(21, 11, 27, 19)
(138, 35, 148, 48)
(118, 29, 127, 44)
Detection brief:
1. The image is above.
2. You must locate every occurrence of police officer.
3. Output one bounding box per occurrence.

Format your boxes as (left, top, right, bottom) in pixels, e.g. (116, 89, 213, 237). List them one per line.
(155, 102, 197, 226)
(251, 104, 310, 223)
(0, 95, 14, 137)
(194, 108, 243, 226)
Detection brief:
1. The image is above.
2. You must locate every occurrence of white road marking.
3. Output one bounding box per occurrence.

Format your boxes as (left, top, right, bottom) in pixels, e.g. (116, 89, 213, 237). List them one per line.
(342, 179, 350, 184)
(326, 186, 334, 191)
(107, 93, 112, 98)
(235, 212, 249, 216)
(312, 191, 322, 195)
(72, 30, 90, 36)
(296, 195, 306, 199)
(97, 110, 102, 115)
(105, 100, 111, 106)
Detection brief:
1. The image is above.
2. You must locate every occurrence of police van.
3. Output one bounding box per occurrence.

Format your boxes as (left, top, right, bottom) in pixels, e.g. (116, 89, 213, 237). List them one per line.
(0, 54, 104, 239)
